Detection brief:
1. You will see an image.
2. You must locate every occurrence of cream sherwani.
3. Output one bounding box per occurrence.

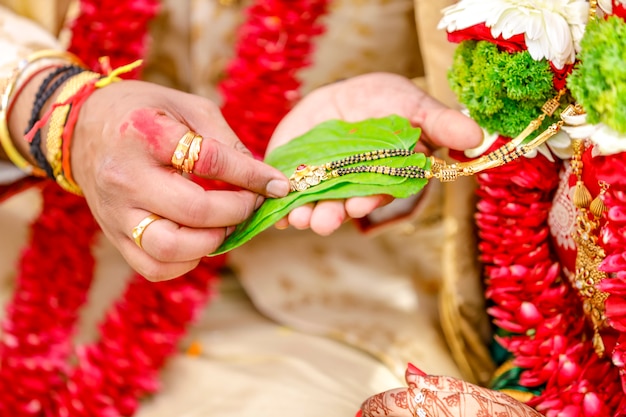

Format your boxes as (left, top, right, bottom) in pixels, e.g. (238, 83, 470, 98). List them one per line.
(0, 1, 492, 415)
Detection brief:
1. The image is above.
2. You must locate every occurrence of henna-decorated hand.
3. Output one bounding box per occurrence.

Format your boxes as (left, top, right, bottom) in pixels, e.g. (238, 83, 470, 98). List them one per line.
(359, 364, 542, 417)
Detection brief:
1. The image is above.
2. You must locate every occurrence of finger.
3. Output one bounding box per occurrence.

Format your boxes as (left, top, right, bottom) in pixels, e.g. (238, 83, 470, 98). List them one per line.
(361, 387, 431, 417)
(309, 200, 347, 235)
(190, 135, 290, 198)
(408, 92, 483, 151)
(118, 235, 204, 282)
(287, 204, 315, 230)
(127, 168, 260, 228)
(344, 194, 393, 219)
(180, 99, 291, 198)
(405, 363, 428, 384)
(129, 211, 230, 262)
(133, 112, 289, 198)
(274, 217, 290, 230)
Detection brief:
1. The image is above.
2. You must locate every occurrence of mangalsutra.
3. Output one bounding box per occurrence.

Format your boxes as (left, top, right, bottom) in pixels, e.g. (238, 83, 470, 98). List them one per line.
(289, 149, 427, 191)
(289, 90, 567, 192)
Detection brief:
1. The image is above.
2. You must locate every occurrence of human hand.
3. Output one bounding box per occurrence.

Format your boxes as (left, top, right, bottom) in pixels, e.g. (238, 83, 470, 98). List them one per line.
(359, 364, 542, 417)
(70, 80, 289, 281)
(268, 72, 483, 235)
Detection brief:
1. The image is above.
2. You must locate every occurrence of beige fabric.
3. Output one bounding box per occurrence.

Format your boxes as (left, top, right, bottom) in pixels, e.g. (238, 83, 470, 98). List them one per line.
(0, 0, 70, 36)
(231, 180, 462, 380)
(145, 0, 421, 101)
(0, 6, 61, 78)
(0, 191, 403, 417)
(0, 0, 493, 413)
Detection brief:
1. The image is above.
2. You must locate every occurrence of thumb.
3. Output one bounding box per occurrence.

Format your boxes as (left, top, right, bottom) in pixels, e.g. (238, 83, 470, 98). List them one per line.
(409, 96, 483, 151)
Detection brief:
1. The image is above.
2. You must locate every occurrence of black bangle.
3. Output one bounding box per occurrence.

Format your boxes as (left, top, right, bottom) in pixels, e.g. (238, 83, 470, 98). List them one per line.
(26, 65, 85, 179)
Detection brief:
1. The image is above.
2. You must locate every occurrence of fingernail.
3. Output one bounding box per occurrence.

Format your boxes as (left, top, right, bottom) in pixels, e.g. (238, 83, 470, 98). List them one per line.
(266, 179, 290, 198)
(407, 362, 427, 376)
(355, 410, 362, 417)
(226, 226, 236, 237)
(274, 221, 288, 230)
(255, 195, 265, 210)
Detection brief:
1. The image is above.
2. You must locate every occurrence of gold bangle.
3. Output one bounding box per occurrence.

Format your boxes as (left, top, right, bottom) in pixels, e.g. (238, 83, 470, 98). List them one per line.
(0, 50, 83, 177)
(46, 71, 100, 195)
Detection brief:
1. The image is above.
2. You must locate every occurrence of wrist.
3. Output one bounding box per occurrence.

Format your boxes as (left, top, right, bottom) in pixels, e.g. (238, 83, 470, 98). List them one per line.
(0, 50, 83, 176)
(8, 66, 62, 164)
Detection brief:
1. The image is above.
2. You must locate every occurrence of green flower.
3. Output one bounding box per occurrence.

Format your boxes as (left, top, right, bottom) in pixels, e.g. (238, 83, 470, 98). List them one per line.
(448, 41, 559, 138)
(568, 16, 626, 134)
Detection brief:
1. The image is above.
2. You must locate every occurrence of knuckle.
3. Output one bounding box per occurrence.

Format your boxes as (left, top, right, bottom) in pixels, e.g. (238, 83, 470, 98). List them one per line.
(151, 234, 181, 261)
(95, 156, 131, 192)
(196, 98, 220, 116)
(196, 139, 225, 178)
(181, 197, 210, 225)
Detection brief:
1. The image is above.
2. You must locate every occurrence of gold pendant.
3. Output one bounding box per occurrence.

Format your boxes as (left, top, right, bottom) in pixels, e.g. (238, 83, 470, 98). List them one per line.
(572, 212, 609, 356)
(569, 136, 610, 357)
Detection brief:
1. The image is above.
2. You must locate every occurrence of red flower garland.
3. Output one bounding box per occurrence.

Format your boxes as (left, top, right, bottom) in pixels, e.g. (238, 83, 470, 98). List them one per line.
(220, 0, 329, 157)
(475, 137, 626, 416)
(0, 0, 329, 415)
(596, 153, 626, 395)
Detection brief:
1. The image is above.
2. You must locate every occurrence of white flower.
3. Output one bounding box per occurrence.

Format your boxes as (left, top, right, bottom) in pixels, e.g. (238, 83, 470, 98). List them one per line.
(463, 124, 571, 162)
(438, 0, 590, 69)
(598, 0, 626, 15)
(590, 123, 626, 156)
(560, 111, 626, 156)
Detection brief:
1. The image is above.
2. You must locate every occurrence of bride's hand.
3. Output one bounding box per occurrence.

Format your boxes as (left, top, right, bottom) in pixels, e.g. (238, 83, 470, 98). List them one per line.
(359, 364, 542, 417)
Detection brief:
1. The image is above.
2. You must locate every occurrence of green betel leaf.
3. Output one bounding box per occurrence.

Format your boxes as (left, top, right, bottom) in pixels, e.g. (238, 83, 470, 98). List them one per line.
(211, 115, 429, 255)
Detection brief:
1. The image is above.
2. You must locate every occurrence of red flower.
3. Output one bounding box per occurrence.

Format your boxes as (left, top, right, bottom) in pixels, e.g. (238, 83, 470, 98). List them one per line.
(2, 0, 333, 415)
(613, 2, 626, 19)
(447, 23, 526, 53)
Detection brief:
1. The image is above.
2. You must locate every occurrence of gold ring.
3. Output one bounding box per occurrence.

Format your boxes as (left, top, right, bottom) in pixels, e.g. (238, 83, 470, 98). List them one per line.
(171, 131, 203, 173)
(182, 134, 203, 174)
(131, 213, 163, 249)
(171, 131, 196, 171)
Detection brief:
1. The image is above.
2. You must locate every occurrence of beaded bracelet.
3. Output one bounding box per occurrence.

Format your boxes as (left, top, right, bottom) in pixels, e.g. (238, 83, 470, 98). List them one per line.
(0, 50, 83, 177)
(22, 59, 143, 196)
(26, 65, 85, 179)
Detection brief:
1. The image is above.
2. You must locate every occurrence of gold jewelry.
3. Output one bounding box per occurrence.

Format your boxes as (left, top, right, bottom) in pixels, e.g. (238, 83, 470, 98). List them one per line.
(413, 390, 428, 417)
(589, 0, 598, 20)
(289, 149, 416, 191)
(46, 71, 101, 195)
(132, 213, 163, 249)
(289, 90, 567, 192)
(0, 50, 83, 177)
(171, 131, 203, 173)
(569, 134, 610, 357)
(182, 133, 203, 173)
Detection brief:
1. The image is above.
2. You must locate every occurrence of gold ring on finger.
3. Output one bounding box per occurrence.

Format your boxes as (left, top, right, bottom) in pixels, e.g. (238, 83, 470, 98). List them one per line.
(182, 134, 203, 174)
(171, 131, 204, 173)
(131, 213, 163, 249)
(171, 130, 196, 171)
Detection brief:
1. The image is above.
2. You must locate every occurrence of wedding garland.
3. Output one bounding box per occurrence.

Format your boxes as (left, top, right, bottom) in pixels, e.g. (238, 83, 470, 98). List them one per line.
(441, 1, 626, 415)
(219, 0, 329, 157)
(475, 144, 625, 416)
(0, 0, 329, 415)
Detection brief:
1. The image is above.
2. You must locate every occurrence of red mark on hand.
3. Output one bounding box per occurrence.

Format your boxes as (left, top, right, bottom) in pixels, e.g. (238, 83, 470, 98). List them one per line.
(129, 108, 168, 152)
